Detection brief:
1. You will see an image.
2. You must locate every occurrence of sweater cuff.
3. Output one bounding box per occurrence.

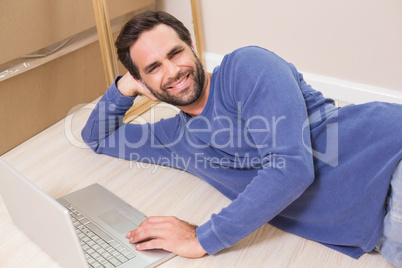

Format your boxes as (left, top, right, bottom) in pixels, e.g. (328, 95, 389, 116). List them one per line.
(106, 76, 136, 108)
(196, 221, 226, 255)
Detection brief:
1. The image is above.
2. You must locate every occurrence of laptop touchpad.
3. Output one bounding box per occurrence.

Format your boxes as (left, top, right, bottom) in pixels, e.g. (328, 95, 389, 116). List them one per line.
(98, 209, 138, 234)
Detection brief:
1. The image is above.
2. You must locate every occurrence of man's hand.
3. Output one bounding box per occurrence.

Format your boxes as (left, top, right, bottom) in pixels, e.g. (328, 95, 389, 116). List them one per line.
(126, 216, 207, 258)
(117, 72, 159, 102)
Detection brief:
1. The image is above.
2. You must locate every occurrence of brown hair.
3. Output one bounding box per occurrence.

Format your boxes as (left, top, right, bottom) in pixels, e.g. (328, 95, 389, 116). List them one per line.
(115, 11, 192, 79)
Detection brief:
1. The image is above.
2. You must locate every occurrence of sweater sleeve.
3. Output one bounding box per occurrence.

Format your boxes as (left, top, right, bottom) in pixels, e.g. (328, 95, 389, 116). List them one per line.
(81, 77, 181, 163)
(196, 47, 315, 254)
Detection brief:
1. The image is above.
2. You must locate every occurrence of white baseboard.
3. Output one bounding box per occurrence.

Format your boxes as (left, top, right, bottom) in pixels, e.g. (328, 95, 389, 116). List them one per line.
(205, 52, 225, 73)
(204, 52, 402, 105)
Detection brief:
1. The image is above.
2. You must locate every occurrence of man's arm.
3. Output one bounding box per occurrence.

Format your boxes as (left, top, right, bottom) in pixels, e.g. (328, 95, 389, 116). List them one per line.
(116, 72, 159, 101)
(124, 47, 316, 257)
(195, 47, 315, 254)
(81, 72, 178, 161)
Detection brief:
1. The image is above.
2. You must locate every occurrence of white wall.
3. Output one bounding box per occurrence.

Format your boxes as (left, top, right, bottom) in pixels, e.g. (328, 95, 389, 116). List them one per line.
(155, 0, 196, 50)
(198, 0, 402, 92)
(156, 0, 402, 103)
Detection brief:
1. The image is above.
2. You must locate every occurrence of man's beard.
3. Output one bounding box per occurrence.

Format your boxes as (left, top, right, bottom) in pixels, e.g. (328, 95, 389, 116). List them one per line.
(141, 54, 205, 107)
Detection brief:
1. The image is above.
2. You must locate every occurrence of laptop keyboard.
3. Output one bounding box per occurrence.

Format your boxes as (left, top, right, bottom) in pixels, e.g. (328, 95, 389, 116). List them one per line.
(66, 204, 136, 268)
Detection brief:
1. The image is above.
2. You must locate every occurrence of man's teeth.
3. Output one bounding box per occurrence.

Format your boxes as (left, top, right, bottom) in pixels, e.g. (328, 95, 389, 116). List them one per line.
(171, 75, 188, 88)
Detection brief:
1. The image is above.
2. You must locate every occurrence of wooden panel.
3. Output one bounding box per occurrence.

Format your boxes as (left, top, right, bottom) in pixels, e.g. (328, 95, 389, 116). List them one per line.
(93, 0, 119, 85)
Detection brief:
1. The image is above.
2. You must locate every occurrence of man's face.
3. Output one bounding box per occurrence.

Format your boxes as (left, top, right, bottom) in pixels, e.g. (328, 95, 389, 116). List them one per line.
(129, 24, 205, 106)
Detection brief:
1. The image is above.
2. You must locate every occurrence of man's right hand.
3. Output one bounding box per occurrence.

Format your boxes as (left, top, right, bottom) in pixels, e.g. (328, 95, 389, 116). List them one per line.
(117, 72, 159, 102)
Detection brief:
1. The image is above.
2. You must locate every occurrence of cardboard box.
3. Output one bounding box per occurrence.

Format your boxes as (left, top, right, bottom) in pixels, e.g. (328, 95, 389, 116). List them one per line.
(0, 0, 155, 154)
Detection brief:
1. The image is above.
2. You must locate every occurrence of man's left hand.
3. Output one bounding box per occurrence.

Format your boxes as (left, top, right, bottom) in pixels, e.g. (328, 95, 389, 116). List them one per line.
(126, 216, 207, 258)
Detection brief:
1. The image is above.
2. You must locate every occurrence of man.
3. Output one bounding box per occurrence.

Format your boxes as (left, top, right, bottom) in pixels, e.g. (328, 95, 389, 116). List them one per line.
(82, 11, 402, 265)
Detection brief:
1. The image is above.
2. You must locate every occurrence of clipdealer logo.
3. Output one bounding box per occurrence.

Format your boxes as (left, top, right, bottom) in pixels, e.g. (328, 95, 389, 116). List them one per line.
(65, 100, 339, 168)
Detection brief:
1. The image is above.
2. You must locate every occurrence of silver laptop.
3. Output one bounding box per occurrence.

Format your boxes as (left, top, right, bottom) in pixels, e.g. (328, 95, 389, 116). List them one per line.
(0, 158, 175, 267)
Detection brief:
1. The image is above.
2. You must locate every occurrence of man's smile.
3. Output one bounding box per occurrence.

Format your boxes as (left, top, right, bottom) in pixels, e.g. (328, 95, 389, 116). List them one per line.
(167, 73, 190, 91)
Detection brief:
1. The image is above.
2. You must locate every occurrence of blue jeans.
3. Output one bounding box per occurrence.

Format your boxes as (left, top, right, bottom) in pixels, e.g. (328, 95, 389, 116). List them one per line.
(377, 160, 402, 268)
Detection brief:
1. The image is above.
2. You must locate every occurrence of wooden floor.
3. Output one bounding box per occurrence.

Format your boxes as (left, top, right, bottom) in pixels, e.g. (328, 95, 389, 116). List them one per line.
(0, 100, 394, 267)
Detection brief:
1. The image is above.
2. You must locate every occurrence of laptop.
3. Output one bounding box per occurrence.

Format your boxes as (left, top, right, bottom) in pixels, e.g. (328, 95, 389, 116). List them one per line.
(0, 158, 176, 267)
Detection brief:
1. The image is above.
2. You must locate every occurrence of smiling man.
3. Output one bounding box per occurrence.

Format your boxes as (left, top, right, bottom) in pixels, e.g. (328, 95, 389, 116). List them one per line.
(82, 11, 402, 266)
(115, 16, 210, 117)
(129, 24, 207, 108)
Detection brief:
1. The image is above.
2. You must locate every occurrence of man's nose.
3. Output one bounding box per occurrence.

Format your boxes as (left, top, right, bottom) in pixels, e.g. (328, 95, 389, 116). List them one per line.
(164, 60, 180, 78)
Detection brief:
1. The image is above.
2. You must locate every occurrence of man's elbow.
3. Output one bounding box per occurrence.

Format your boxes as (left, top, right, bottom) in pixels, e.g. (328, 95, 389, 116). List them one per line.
(81, 129, 101, 154)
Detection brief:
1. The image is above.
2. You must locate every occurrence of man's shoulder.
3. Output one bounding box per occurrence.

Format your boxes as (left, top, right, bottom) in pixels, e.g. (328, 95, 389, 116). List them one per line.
(225, 46, 273, 59)
(230, 45, 269, 54)
(220, 46, 283, 69)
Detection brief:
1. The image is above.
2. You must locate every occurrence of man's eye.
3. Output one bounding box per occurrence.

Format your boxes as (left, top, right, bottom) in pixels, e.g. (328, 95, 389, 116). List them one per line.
(171, 50, 182, 57)
(149, 65, 159, 73)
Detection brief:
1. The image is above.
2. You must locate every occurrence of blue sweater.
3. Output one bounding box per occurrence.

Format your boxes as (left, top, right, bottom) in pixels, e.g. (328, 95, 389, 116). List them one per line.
(82, 46, 402, 258)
